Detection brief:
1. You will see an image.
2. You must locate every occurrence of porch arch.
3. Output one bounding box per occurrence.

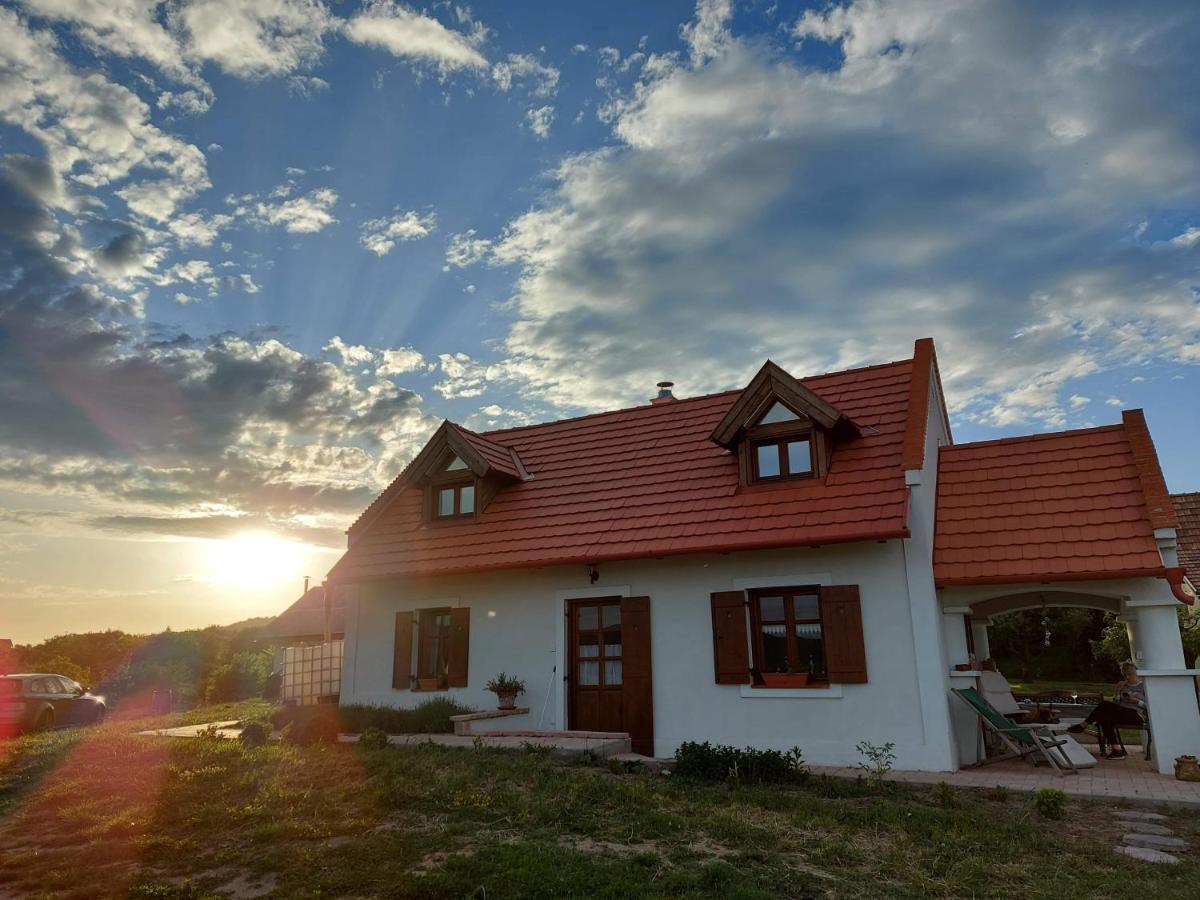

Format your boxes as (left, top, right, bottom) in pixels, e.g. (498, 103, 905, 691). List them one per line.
(968, 590, 1125, 622)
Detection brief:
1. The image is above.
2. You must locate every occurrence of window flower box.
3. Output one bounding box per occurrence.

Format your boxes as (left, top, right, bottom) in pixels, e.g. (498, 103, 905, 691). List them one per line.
(760, 672, 811, 688)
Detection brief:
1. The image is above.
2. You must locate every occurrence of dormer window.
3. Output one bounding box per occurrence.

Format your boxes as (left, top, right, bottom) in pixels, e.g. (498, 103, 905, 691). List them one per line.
(708, 362, 859, 488)
(753, 437, 813, 481)
(435, 482, 475, 518)
(431, 456, 476, 520)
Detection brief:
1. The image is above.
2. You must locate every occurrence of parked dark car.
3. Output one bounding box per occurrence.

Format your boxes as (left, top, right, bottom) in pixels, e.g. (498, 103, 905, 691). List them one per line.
(0, 674, 106, 737)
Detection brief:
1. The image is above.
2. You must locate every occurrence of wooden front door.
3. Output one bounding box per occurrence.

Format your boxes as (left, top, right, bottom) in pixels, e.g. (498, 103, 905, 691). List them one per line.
(568, 596, 654, 755)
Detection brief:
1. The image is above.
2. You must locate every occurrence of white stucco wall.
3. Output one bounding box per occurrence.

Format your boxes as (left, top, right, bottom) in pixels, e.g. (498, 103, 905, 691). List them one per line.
(340, 538, 956, 770)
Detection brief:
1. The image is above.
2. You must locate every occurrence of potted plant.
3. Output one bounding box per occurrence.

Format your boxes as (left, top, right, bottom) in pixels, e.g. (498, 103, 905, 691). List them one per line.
(485, 672, 526, 709)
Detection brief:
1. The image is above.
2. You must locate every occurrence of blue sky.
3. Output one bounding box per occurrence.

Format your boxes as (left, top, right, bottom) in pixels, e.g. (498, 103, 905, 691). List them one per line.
(1, 0, 1198, 641)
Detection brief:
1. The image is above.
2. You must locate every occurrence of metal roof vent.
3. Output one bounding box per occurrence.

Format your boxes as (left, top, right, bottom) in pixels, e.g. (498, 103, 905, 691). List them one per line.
(651, 381, 676, 404)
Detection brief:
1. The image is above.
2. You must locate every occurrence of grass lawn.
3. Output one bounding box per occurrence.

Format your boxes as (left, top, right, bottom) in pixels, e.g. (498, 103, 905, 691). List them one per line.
(1004, 680, 1113, 697)
(1, 702, 1198, 899)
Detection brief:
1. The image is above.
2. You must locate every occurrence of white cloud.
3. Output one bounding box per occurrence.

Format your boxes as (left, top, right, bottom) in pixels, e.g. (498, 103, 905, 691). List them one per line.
(476, 0, 1200, 423)
(492, 53, 559, 96)
(443, 229, 492, 268)
(173, 0, 335, 78)
(287, 74, 330, 97)
(232, 185, 339, 233)
(378, 347, 425, 376)
(525, 105, 555, 139)
(0, 9, 209, 222)
(168, 211, 235, 246)
(325, 336, 376, 367)
(344, 0, 487, 71)
(325, 337, 425, 377)
(359, 209, 436, 256)
(1068, 394, 1090, 409)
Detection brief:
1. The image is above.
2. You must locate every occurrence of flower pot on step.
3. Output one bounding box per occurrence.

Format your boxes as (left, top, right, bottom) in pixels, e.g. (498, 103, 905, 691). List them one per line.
(496, 692, 518, 710)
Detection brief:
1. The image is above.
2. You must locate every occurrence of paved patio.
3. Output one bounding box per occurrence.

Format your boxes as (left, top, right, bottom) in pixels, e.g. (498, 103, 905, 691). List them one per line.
(811, 745, 1200, 807)
(142, 721, 631, 757)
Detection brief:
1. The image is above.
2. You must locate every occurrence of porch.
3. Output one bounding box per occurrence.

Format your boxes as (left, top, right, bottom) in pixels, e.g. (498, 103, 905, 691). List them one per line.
(940, 578, 1200, 775)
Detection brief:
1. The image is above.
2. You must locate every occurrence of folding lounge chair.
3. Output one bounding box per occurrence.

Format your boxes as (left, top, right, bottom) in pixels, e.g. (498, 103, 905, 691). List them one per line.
(952, 687, 1078, 776)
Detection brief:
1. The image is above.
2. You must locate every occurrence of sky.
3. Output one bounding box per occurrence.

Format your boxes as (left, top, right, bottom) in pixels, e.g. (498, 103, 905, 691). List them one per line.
(1, 0, 1199, 643)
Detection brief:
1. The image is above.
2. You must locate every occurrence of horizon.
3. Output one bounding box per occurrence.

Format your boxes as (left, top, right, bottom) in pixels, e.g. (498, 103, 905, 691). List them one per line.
(3, 0, 1200, 643)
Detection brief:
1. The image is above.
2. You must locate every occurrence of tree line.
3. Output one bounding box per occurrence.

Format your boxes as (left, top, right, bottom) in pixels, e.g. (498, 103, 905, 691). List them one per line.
(3, 620, 279, 707)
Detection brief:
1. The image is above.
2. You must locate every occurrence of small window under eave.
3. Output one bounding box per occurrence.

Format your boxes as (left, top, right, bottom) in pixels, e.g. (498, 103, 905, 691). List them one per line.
(444, 456, 469, 471)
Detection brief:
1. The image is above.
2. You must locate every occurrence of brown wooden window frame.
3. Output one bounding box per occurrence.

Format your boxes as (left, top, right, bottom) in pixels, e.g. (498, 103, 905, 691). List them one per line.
(750, 433, 814, 483)
(748, 586, 827, 684)
(415, 607, 452, 688)
(426, 472, 478, 523)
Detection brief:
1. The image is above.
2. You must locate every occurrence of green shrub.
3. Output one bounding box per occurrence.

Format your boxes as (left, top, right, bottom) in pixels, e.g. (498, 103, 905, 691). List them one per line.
(1034, 787, 1067, 819)
(930, 780, 957, 807)
(338, 699, 474, 734)
(358, 726, 389, 750)
(238, 721, 270, 748)
(271, 698, 473, 739)
(855, 740, 896, 792)
(203, 650, 272, 703)
(672, 741, 808, 785)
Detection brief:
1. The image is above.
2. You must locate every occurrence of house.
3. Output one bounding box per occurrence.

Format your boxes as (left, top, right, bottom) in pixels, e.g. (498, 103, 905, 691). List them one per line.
(262, 585, 347, 706)
(326, 338, 1200, 772)
(262, 585, 345, 645)
(1174, 492, 1200, 577)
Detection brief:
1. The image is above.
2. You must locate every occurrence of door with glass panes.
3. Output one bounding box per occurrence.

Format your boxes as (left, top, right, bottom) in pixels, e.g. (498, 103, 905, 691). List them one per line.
(567, 598, 627, 734)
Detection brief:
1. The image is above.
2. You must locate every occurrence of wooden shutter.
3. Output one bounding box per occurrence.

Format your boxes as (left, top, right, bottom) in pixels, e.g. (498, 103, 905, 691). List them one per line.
(710, 591, 750, 684)
(821, 585, 867, 683)
(392, 612, 414, 690)
(446, 607, 471, 687)
(620, 596, 654, 756)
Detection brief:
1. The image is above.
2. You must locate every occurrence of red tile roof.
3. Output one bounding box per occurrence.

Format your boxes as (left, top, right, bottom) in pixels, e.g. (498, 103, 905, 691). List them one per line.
(262, 587, 344, 641)
(934, 422, 1169, 586)
(1121, 409, 1179, 530)
(329, 357, 918, 582)
(448, 423, 527, 481)
(1174, 492, 1200, 574)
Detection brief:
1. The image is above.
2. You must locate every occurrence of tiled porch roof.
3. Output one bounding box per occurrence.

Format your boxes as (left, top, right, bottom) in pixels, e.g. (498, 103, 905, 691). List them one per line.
(934, 414, 1170, 587)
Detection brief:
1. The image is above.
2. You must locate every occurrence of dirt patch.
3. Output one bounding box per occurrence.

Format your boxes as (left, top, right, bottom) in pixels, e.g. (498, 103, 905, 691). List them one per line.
(558, 834, 661, 856)
(413, 847, 477, 875)
(217, 870, 277, 899)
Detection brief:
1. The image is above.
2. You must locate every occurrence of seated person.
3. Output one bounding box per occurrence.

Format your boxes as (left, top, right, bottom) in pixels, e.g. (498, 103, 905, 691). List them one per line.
(1068, 662, 1146, 759)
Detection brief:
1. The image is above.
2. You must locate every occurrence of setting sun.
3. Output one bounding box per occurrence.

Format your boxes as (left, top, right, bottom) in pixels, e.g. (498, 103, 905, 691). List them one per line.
(203, 533, 307, 588)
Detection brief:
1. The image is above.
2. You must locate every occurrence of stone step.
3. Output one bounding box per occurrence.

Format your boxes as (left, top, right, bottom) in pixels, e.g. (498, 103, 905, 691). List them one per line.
(1115, 845, 1180, 864)
(1113, 809, 1169, 822)
(1117, 821, 1173, 836)
(1123, 833, 1187, 851)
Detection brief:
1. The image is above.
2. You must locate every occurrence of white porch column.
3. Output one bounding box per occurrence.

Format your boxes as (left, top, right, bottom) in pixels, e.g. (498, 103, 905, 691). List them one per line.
(1127, 585, 1200, 774)
(971, 620, 991, 661)
(942, 607, 982, 766)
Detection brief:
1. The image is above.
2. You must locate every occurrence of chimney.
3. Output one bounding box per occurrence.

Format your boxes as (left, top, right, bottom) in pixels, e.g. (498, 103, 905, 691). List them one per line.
(650, 381, 677, 404)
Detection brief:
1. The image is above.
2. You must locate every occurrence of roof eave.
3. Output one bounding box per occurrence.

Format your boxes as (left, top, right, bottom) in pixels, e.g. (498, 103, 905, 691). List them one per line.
(330, 525, 912, 585)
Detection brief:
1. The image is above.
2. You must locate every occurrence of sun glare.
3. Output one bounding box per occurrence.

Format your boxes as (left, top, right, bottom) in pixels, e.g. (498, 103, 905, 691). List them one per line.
(204, 532, 306, 588)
